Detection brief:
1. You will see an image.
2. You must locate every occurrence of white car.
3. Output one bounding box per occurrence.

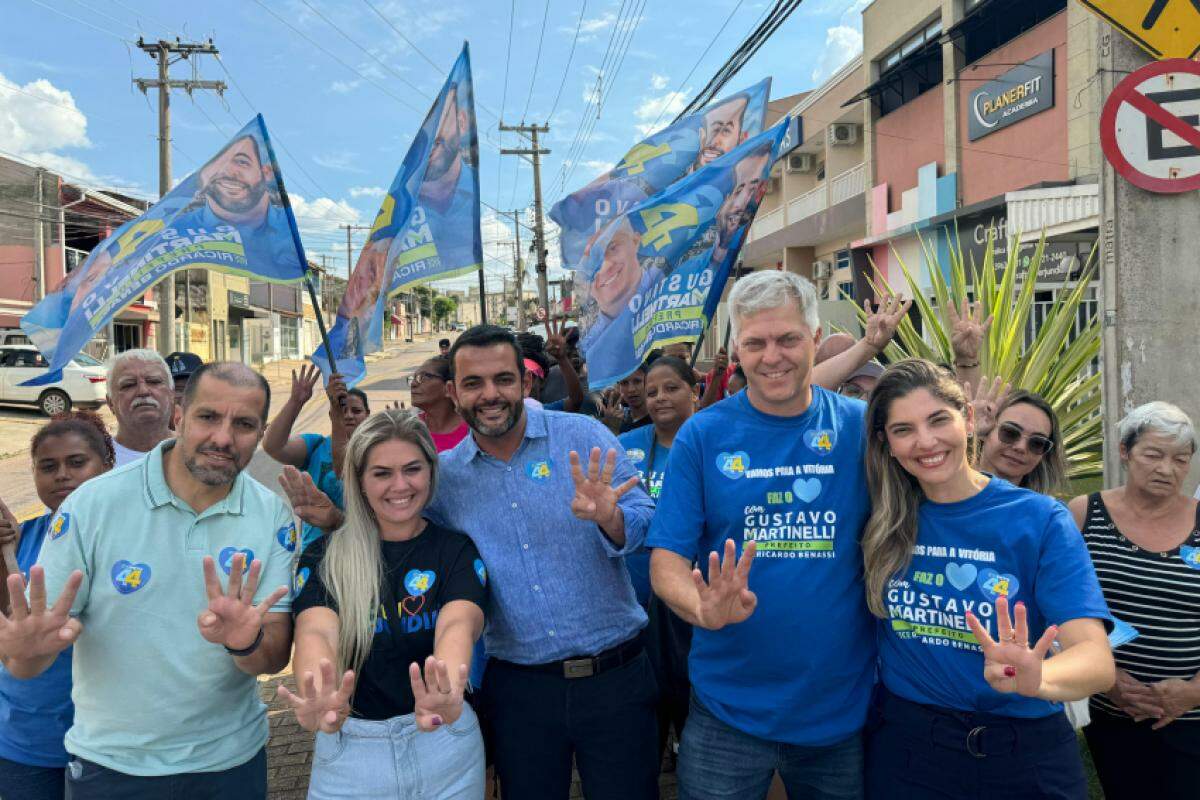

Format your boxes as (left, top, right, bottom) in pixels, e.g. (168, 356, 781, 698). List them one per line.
(0, 345, 107, 416)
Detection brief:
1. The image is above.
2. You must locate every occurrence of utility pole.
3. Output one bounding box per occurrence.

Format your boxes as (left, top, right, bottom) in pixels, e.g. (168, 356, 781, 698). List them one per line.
(504, 210, 526, 331)
(500, 122, 551, 310)
(134, 38, 225, 356)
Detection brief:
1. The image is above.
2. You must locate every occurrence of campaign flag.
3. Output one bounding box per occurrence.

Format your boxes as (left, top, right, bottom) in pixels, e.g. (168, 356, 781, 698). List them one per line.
(313, 43, 481, 385)
(572, 120, 790, 389)
(550, 78, 770, 270)
(20, 114, 308, 385)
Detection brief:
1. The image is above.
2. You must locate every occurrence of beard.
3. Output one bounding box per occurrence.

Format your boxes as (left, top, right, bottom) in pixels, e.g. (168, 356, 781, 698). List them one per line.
(205, 176, 268, 215)
(183, 445, 244, 486)
(426, 138, 459, 182)
(461, 396, 522, 438)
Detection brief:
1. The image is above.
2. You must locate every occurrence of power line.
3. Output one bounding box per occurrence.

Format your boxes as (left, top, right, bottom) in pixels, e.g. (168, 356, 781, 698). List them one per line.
(547, 0, 587, 123)
(23, 0, 132, 42)
(521, 0, 552, 122)
(107, 0, 180, 36)
(249, 0, 426, 116)
(65, 0, 141, 33)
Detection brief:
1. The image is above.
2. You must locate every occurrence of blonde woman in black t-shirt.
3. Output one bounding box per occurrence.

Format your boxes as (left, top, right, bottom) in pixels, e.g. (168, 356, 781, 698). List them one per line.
(279, 409, 488, 799)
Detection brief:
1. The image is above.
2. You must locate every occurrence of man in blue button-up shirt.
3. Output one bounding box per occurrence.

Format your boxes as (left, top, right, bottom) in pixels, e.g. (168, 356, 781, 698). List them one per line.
(427, 324, 659, 800)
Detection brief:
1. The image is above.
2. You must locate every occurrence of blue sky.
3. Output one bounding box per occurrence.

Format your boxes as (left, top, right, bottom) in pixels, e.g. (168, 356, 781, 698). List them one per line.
(1, 0, 868, 290)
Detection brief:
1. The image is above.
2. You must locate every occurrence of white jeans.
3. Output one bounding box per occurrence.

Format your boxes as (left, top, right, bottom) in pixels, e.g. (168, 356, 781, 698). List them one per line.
(307, 704, 485, 799)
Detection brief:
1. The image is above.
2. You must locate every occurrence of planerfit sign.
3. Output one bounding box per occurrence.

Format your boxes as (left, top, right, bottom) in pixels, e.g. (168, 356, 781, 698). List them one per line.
(968, 50, 1055, 141)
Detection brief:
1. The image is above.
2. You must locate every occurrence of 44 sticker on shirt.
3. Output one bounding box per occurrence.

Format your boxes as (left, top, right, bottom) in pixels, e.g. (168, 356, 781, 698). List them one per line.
(717, 451, 749, 479)
(218, 547, 255, 575)
(111, 560, 151, 594)
(49, 512, 71, 541)
(527, 460, 553, 482)
(804, 429, 836, 455)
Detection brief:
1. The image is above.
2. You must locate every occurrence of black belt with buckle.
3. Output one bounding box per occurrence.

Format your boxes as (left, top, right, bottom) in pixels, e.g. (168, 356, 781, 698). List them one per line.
(500, 635, 644, 679)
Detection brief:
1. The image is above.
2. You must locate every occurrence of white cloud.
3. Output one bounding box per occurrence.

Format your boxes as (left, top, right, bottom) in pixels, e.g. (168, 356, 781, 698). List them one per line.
(329, 79, 361, 94)
(580, 159, 614, 175)
(312, 151, 366, 173)
(576, 11, 616, 41)
(289, 194, 362, 244)
(349, 185, 387, 198)
(633, 88, 688, 136)
(811, 0, 870, 84)
(649, 73, 669, 91)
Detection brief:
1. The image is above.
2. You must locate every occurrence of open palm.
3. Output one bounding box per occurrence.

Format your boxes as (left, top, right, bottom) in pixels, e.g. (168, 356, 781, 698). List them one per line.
(277, 658, 356, 734)
(966, 596, 1056, 697)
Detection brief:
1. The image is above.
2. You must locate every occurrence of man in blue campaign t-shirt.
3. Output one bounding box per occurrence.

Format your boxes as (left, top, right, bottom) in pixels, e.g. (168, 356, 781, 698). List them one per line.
(620, 423, 670, 606)
(878, 477, 1112, 716)
(647, 270, 910, 800)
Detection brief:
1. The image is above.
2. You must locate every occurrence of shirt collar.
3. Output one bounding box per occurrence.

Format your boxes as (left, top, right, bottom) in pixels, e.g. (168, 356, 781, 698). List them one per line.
(143, 439, 246, 515)
(462, 400, 549, 463)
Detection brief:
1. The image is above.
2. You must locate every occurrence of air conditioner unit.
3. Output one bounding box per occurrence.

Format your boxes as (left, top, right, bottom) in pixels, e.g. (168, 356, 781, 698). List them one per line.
(812, 260, 832, 279)
(786, 153, 816, 173)
(766, 177, 780, 194)
(828, 123, 859, 146)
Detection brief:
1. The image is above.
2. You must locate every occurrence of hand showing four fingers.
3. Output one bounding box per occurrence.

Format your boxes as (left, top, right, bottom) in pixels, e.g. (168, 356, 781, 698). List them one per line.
(966, 596, 1056, 698)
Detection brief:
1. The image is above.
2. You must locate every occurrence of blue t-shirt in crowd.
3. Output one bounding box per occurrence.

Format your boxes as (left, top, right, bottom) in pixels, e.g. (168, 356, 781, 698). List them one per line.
(647, 387, 876, 746)
(619, 424, 672, 607)
(300, 433, 344, 550)
(0, 514, 73, 767)
(878, 476, 1112, 717)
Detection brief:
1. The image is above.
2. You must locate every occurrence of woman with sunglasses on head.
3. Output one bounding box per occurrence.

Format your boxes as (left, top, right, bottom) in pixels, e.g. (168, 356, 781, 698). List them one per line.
(1068, 402, 1200, 800)
(410, 356, 469, 453)
(862, 359, 1114, 800)
(0, 411, 114, 800)
(619, 354, 698, 766)
(975, 387, 1068, 497)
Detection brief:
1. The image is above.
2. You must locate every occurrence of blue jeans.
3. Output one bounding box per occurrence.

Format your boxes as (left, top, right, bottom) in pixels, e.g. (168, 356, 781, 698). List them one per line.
(308, 704, 485, 799)
(0, 756, 64, 800)
(678, 693, 864, 800)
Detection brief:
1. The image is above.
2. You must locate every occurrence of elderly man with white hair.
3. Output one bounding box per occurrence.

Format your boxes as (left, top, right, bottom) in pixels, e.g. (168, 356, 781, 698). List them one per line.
(105, 349, 175, 466)
(1070, 401, 1200, 800)
(646, 270, 910, 800)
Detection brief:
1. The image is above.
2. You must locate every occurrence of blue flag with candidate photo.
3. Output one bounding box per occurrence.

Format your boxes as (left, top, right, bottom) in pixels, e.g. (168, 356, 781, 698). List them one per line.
(19, 114, 307, 385)
(573, 120, 790, 389)
(550, 78, 770, 270)
(313, 43, 481, 386)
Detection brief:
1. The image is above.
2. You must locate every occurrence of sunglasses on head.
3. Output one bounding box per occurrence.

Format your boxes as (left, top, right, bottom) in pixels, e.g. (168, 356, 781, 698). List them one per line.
(996, 422, 1054, 456)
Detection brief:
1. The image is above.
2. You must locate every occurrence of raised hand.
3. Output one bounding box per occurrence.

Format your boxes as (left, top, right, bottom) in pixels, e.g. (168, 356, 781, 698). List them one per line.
(966, 596, 1056, 698)
(409, 655, 468, 732)
(863, 292, 912, 352)
(966, 376, 1010, 438)
(568, 447, 640, 527)
(711, 347, 729, 374)
(277, 658, 356, 734)
(326, 373, 349, 412)
(290, 363, 321, 407)
(279, 466, 343, 533)
(0, 566, 83, 663)
(598, 388, 624, 429)
(546, 316, 568, 363)
(691, 538, 757, 631)
(386, 400, 407, 411)
(1149, 678, 1200, 729)
(1106, 668, 1164, 722)
(198, 554, 288, 652)
(947, 299, 993, 364)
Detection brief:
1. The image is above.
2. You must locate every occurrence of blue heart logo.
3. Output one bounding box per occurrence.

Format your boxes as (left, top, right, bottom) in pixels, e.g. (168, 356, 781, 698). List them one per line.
(218, 547, 255, 575)
(977, 568, 1019, 602)
(716, 451, 749, 479)
(804, 429, 836, 455)
(111, 560, 151, 594)
(294, 567, 311, 594)
(473, 558, 488, 587)
(792, 477, 821, 503)
(625, 448, 646, 465)
(527, 460, 553, 482)
(49, 512, 71, 541)
(1181, 546, 1200, 570)
(276, 524, 298, 552)
(945, 562, 978, 591)
(405, 569, 436, 596)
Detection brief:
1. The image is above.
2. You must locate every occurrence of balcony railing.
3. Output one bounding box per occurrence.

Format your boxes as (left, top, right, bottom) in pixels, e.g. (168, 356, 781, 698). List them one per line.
(829, 162, 867, 206)
(747, 161, 866, 244)
(750, 205, 785, 241)
(788, 184, 828, 223)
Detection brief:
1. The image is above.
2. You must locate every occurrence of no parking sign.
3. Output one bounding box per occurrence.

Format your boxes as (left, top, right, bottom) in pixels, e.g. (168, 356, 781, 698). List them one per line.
(1100, 58, 1200, 193)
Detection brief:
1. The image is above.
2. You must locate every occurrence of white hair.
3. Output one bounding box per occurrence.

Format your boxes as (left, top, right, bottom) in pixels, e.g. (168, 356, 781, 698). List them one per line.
(1118, 401, 1196, 452)
(106, 348, 173, 390)
(728, 269, 819, 339)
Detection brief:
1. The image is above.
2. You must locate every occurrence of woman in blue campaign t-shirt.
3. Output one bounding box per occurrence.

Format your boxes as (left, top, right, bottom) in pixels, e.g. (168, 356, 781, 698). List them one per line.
(860, 360, 1114, 800)
(619, 354, 700, 765)
(0, 411, 114, 800)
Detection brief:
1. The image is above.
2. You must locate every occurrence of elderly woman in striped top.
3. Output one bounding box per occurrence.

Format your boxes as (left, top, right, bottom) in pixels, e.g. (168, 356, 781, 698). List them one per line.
(1069, 401, 1200, 800)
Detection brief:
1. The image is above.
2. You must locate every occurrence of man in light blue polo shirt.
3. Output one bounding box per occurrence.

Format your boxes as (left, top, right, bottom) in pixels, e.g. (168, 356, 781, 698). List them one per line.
(0, 362, 295, 799)
(426, 324, 659, 800)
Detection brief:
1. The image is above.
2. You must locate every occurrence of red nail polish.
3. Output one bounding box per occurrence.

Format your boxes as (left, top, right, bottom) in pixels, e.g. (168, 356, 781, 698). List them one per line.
(1004, 666, 1016, 678)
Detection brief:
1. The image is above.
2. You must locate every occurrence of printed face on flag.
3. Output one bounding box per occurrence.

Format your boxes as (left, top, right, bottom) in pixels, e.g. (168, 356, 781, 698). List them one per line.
(20, 115, 306, 386)
(573, 123, 787, 390)
(312, 44, 482, 387)
(550, 78, 770, 271)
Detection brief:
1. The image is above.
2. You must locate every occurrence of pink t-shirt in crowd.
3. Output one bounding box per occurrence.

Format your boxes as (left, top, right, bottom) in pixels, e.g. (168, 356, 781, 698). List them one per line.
(420, 413, 470, 452)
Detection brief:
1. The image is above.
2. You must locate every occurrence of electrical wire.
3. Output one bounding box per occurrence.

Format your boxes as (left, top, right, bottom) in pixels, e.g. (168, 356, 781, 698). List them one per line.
(520, 0, 552, 122)
(23, 0, 133, 42)
(547, 0, 587, 124)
